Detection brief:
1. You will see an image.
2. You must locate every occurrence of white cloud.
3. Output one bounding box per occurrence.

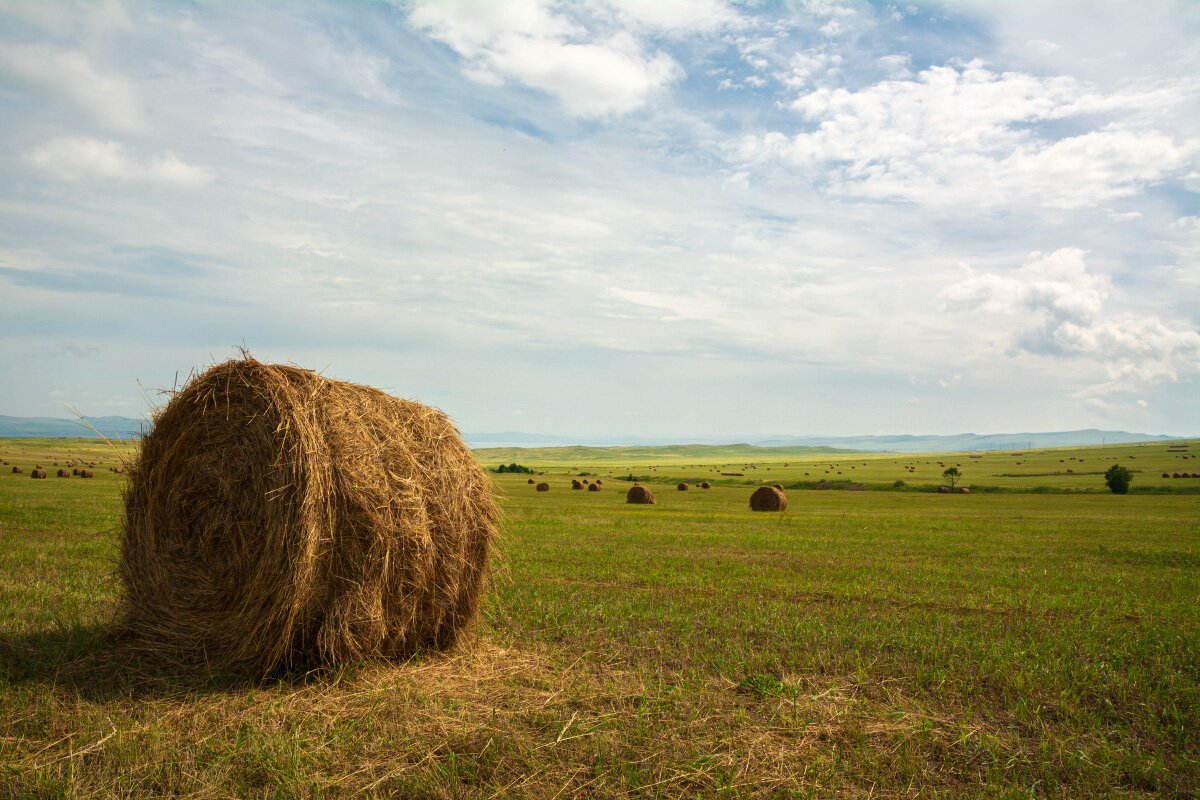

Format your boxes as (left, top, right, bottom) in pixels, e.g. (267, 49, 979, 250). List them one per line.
(940, 249, 1200, 390)
(25, 137, 213, 187)
(738, 60, 1192, 208)
(407, 0, 683, 117)
(0, 42, 144, 131)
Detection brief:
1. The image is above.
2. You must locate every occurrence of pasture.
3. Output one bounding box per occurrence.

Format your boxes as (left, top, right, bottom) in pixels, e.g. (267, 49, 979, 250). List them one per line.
(1, 436, 1198, 797)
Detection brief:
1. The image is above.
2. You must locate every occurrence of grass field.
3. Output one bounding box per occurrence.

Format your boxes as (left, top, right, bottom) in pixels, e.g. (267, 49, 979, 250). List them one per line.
(1, 437, 1198, 798)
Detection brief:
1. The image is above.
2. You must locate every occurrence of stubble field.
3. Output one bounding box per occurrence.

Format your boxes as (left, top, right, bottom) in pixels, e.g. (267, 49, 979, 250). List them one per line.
(1, 437, 1197, 798)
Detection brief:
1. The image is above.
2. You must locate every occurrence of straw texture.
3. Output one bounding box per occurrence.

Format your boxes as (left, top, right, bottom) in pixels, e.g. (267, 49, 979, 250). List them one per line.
(118, 356, 498, 675)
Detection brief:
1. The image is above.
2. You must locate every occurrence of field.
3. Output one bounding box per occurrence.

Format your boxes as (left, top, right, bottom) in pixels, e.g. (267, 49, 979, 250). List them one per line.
(1, 436, 1198, 798)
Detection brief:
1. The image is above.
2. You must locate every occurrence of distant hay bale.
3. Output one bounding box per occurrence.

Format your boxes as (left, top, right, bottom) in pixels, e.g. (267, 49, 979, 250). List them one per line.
(571, 479, 583, 490)
(536, 482, 550, 492)
(57, 469, 70, 478)
(31, 469, 47, 479)
(773, 483, 784, 491)
(11, 466, 21, 474)
(677, 482, 688, 491)
(959, 487, 970, 494)
(117, 356, 499, 675)
(587, 483, 600, 492)
(79, 469, 94, 478)
(1163, 473, 1171, 478)
(72, 468, 79, 476)
(1173, 473, 1182, 478)
(626, 485, 655, 504)
(594, 479, 602, 484)
(937, 486, 950, 493)
(749, 486, 786, 512)
(700, 482, 710, 489)
(527, 478, 535, 484)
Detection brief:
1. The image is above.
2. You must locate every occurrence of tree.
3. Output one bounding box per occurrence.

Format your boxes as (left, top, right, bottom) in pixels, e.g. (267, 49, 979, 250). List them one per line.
(942, 467, 961, 489)
(1104, 464, 1133, 494)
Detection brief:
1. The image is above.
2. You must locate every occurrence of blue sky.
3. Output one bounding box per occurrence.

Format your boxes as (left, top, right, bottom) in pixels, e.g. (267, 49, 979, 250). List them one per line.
(1, 0, 1197, 438)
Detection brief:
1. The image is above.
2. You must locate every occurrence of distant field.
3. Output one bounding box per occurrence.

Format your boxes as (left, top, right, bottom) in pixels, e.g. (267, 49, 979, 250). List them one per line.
(1, 437, 1198, 797)
(477, 438, 1200, 493)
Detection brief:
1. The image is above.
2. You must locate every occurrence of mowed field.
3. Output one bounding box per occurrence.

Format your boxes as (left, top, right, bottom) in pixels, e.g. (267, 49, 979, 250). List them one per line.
(1, 437, 1198, 798)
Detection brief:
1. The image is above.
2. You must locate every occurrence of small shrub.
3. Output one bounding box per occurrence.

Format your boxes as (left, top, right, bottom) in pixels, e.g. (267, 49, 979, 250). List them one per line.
(494, 462, 535, 475)
(892, 479, 907, 488)
(1105, 464, 1133, 494)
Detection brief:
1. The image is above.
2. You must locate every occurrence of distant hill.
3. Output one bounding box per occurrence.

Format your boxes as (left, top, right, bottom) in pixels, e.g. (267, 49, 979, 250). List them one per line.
(0, 415, 146, 439)
(747, 429, 1182, 453)
(0, 417, 1184, 453)
(467, 429, 1185, 453)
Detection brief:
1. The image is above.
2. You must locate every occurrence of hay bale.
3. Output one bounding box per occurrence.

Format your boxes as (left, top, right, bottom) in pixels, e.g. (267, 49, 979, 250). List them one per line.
(571, 479, 583, 490)
(79, 469, 94, 478)
(536, 482, 550, 492)
(773, 483, 784, 491)
(700, 482, 710, 489)
(594, 479, 602, 484)
(937, 486, 950, 493)
(749, 486, 786, 512)
(72, 468, 79, 475)
(117, 356, 499, 675)
(587, 483, 600, 492)
(57, 469, 70, 478)
(1174, 473, 1182, 478)
(1163, 473, 1171, 478)
(31, 468, 47, 479)
(959, 487, 970, 494)
(527, 478, 535, 484)
(677, 482, 688, 491)
(626, 485, 655, 504)
(11, 466, 21, 474)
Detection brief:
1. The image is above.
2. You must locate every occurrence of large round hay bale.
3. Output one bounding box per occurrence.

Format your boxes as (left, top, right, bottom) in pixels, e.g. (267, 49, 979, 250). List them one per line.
(700, 481, 710, 489)
(536, 482, 550, 492)
(626, 485, 655, 504)
(31, 468, 47, 479)
(587, 482, 600, 492)
(937, 486, 950, 493)
(79, 469, 94, 478)
(677, 482, 688, 491)
(57, 469, 70, 478)
(118, 356, 499, 675)
(527, 478, 535, 484)
(11, 466, 22, 474)
(749, 486, 786, 511)
(959, 487, 970, 494)
(571, 479, 583, 490)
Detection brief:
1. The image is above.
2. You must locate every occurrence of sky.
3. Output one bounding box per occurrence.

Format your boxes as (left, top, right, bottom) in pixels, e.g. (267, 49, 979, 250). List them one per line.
(0, 0, 1197, 439)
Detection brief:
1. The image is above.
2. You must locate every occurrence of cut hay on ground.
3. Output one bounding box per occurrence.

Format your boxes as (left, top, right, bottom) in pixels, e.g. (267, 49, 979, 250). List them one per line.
(118, 355, 499, 676)
(626, 485, 655, 504)
(749, 486, 787, 512)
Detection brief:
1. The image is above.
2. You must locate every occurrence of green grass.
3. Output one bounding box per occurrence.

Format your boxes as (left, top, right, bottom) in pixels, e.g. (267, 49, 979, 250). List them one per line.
(1, 437, 1198, 797)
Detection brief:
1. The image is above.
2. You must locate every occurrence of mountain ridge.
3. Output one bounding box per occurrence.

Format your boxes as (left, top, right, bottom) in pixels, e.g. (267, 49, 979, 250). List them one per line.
(0, 416, 1187, 452)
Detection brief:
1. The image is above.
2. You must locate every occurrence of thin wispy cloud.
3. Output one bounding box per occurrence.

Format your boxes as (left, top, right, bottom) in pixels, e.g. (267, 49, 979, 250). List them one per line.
(0, 0, 1196, 437)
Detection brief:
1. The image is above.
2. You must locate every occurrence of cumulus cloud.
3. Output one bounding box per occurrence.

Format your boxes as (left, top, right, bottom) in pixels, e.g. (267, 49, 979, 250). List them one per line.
(940, 249, 1200, 389)
(25, 137, 213, 187)
(0, 42, 144, 131)
(738, 60, 1191, 208)
(407, 0, 683, 117)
